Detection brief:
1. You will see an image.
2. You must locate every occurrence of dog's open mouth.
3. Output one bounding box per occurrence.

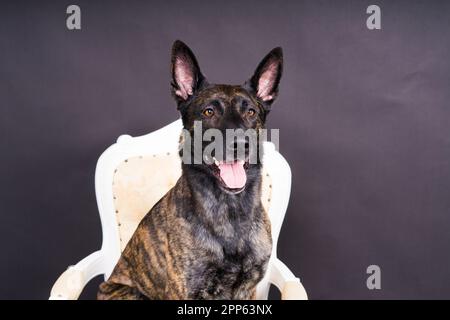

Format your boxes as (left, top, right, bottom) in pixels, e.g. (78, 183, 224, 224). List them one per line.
(210, 157, 250, 194)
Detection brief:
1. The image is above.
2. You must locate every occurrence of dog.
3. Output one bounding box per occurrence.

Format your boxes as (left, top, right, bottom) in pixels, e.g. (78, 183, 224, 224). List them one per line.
(97, 40, 283, 300)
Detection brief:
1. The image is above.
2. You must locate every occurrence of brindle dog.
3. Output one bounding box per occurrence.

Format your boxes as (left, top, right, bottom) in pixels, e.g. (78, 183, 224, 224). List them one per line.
(97, 40, 283, 300)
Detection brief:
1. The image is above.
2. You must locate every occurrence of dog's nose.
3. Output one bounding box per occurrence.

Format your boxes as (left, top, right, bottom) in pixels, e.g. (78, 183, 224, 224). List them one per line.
(232, 139, 249, 152)
(226, 137, 249, 151)
(225, 138, 249, 160)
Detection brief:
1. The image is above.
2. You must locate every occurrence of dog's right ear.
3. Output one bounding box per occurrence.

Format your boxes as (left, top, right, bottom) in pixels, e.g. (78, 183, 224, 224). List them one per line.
(171, 40, 207, 106)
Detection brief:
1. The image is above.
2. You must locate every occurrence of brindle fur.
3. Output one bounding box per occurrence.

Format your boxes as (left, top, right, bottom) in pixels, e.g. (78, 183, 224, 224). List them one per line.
(98, 40, 283, 300)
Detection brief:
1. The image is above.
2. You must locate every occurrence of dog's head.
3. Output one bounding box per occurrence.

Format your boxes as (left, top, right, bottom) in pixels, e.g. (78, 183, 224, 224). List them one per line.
(171, 40, 283, 194)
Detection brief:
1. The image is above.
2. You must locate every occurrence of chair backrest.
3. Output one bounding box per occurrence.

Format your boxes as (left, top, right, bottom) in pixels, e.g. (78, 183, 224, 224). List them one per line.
(95, 119, 292, 287)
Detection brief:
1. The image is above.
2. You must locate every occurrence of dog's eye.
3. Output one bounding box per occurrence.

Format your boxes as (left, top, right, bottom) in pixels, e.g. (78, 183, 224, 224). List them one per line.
(247, 108, 256, 117)
(202, 108, 214, 117)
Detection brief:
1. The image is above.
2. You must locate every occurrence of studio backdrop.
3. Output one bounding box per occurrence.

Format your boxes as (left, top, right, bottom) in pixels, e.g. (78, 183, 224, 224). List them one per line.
(1, 0, 450, 299)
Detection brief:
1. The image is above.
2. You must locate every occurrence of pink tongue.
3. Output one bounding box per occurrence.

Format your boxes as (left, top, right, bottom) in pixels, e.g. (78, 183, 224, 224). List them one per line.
(218, 161, 247, 189)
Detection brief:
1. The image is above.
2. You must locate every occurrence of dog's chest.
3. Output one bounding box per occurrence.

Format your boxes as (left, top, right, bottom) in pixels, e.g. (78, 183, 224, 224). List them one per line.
(187, 209, 272, 299)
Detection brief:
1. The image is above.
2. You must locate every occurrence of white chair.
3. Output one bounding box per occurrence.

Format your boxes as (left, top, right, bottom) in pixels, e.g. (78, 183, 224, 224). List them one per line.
(49, 119, 307, 300)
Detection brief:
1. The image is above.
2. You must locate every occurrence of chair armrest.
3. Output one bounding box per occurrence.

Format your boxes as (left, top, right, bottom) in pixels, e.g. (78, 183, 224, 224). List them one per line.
(50, 267, 85, 300)
(269, 258, 308, 300)
(281, 280, 308, 300)
(49, 251, 104, 300)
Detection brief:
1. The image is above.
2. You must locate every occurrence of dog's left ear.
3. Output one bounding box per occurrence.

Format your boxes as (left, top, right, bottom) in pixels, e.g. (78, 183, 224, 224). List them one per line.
(246, 47, 283, 107)
(171, 40, 207, 106)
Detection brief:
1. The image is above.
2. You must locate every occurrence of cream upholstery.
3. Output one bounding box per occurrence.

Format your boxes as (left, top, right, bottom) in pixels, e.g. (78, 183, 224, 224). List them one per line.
(112, 152, 272, 251)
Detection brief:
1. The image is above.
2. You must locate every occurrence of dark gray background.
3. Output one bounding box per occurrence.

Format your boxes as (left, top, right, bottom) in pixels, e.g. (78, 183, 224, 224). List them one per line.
(1, 0, 450, 299)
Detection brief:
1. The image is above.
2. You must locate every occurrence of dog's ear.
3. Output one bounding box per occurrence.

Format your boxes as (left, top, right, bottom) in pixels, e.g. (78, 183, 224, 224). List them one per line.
(246, 47, 283, 106)
(171, 40, 207, 105)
